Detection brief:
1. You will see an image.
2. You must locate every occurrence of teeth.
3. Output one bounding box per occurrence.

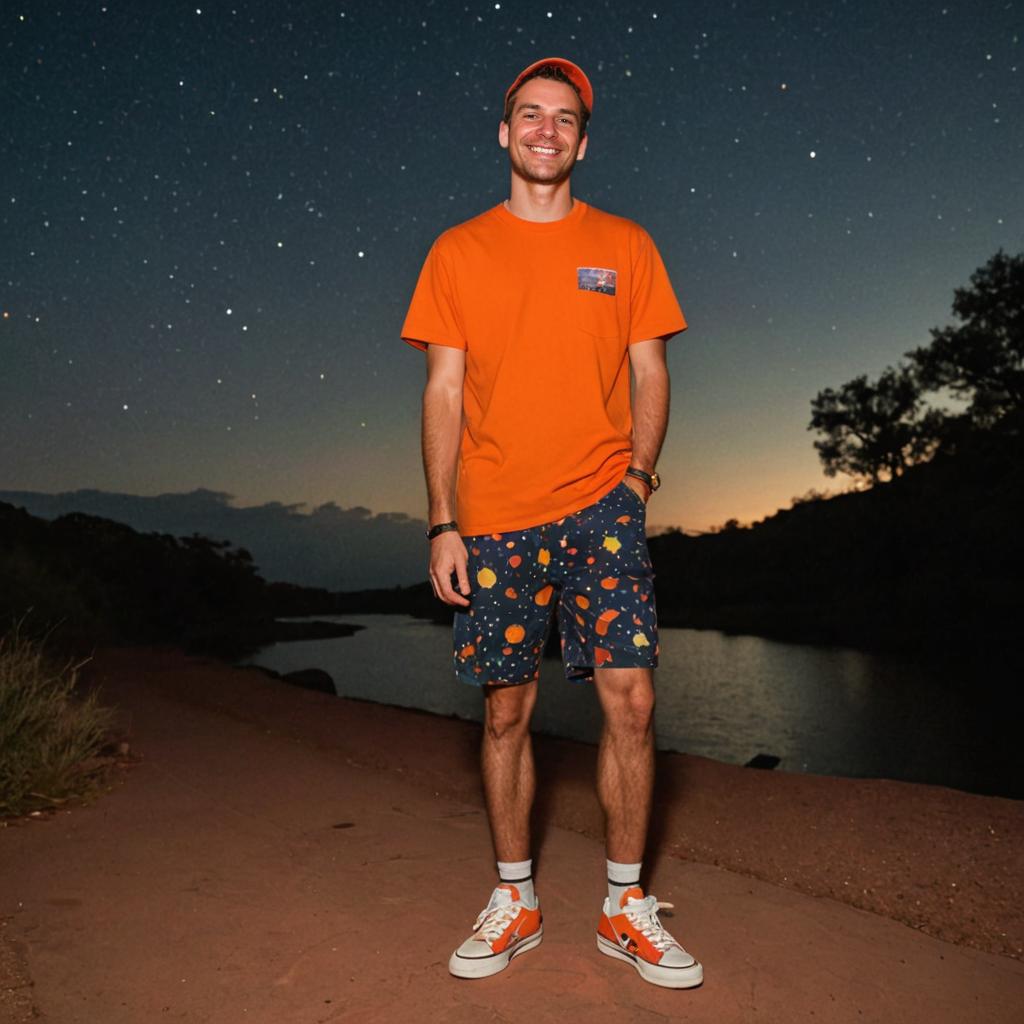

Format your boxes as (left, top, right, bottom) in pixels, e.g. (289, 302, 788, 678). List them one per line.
(529, 146, 557, 154)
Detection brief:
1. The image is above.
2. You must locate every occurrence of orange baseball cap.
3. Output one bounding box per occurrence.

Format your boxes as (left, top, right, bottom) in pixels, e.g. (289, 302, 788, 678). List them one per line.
(505, 57, 594, 115)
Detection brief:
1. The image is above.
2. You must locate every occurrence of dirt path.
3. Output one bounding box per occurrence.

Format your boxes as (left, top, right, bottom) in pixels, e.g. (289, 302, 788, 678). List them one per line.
(1, 647, 1021, 1023)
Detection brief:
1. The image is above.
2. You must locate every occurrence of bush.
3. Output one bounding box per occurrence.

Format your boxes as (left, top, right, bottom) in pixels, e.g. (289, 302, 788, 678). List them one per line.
(0, 622, 115, 817)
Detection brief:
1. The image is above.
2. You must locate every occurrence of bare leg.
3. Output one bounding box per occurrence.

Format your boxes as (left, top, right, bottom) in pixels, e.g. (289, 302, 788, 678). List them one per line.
(593, 667, 656, 863)
(481, 680, 538, 862)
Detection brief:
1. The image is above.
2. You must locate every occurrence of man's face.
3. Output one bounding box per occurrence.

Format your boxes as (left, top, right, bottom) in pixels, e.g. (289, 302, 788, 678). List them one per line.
(498, 77, 588, 185)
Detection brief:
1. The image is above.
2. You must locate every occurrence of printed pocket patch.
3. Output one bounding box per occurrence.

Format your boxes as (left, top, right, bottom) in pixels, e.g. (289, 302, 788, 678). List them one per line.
(577, 267, 617, 295)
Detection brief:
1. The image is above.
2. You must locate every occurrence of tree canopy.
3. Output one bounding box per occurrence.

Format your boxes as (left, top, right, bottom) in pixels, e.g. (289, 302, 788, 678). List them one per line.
(907, 249, 1024, 429)
(810, 250, 1023, 483)
(809, 366, 944, 483)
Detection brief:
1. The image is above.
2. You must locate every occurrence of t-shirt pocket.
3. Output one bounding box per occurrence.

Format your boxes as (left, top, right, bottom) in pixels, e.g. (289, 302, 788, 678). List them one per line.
(574, 287, 621, 341)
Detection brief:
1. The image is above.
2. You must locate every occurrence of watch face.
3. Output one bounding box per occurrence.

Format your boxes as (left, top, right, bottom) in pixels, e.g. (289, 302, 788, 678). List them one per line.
(650, 472, 661, 490)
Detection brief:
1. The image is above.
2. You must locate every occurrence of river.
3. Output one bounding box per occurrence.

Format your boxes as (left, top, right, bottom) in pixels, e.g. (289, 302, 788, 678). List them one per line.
(240, 614, 1019, 799)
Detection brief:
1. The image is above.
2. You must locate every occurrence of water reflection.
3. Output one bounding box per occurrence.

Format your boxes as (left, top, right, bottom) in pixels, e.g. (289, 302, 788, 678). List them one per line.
(241, 614, 1018, 798)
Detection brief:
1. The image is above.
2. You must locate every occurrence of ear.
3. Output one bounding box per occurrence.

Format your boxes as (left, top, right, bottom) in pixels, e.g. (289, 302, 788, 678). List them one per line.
(577, 132, 588, 161)
(498, 119, 509, 150)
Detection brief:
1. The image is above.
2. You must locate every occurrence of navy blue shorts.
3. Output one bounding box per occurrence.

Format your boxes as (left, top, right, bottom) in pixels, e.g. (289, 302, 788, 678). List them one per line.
(453, 480, 658, 686)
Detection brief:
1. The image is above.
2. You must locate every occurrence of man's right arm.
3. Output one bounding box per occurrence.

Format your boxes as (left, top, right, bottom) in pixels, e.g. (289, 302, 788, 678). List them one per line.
(422, 344, 471, 607)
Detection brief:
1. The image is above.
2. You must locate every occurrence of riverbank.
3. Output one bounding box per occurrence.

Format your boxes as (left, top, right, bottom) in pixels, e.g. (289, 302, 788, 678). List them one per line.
(1, 646, 1021, 1022)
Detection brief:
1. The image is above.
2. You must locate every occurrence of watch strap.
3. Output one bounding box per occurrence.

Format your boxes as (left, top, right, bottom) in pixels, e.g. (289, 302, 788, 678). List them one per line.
(625, 467, 660, 491)
(426, 521, 459, 540)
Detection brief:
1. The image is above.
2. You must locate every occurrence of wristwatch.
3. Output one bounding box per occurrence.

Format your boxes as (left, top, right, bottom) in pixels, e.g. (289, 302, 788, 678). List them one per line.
(625, 467, 661, 492)
(426, 521, 459, 540)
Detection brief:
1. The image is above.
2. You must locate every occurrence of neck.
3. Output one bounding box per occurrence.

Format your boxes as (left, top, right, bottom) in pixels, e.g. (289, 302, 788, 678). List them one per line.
(505, 175, 575, 222)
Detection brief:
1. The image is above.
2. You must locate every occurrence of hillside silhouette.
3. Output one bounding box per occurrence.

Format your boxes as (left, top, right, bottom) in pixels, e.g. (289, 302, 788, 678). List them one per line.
(0, 488, 428, 591)
(648, 423, 1021, 652)
(3, 432, 1018, 661)
(0, 502, 357, 659)
(323, 424, 1020, 657)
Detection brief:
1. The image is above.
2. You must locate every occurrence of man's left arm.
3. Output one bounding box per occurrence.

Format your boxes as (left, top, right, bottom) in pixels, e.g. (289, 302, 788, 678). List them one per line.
(625, 338, 670, 502)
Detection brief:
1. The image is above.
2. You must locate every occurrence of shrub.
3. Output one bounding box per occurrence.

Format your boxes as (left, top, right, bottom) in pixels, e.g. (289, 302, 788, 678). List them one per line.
(0, 622, 115, 817)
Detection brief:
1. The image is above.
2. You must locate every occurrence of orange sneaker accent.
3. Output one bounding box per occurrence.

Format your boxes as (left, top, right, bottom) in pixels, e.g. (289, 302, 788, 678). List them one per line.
(596, 888, 703, 990)
(619, 885, 644, 907)
(449, 885, 543, 979)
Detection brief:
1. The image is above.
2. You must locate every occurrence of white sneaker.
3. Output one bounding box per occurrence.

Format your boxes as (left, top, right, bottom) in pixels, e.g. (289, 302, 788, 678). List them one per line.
(448, 884, 543, 979)
(596, 886, 703, 989)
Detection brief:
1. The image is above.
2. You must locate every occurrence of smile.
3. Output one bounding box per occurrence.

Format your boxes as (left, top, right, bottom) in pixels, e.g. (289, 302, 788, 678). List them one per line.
(527, 146, 559, 155)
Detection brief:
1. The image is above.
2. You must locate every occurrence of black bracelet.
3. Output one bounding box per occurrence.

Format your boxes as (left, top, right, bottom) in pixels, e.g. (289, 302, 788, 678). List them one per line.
(426, 521, 459, 540)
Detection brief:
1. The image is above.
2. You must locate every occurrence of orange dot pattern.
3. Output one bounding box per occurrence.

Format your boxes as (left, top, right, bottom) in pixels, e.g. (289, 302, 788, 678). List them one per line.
(504, 624, 526, 644)
(452, 480, 657, 686)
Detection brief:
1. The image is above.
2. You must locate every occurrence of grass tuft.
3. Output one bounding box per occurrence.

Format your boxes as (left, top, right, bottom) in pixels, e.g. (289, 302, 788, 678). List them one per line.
(0, 620, 115, 817)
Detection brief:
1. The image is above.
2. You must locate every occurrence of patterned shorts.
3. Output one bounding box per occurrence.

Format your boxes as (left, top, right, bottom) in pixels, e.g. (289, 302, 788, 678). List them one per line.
(453, 480, 659, 686)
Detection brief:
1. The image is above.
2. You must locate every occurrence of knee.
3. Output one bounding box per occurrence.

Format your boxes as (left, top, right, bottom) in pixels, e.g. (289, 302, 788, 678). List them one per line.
(604, 683, 655, 738)
(484, 686, 535, 741)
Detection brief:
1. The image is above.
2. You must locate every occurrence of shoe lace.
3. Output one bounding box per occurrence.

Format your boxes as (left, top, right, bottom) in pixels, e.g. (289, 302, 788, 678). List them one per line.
(473, 891, 521, 943)
(623, 895, 678, 953)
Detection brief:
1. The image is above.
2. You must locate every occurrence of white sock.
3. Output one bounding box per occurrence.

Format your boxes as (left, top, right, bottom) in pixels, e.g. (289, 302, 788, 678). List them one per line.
(607, 859, 642, 910)
(497, 859, 535, 908)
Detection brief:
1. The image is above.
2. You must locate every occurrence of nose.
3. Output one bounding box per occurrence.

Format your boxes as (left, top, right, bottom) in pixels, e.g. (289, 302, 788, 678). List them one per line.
(537, 116, 558, 138)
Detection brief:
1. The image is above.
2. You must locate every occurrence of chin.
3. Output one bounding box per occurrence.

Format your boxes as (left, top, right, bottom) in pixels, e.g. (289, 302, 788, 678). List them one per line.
(513, 160, 575, 186)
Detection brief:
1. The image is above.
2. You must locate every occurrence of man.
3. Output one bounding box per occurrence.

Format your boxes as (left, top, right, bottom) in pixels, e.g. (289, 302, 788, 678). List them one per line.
(401, 57, 701, 990)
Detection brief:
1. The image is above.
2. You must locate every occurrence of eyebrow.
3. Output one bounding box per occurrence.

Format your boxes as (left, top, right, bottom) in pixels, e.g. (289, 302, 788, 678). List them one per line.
(516, 102, 579, 119)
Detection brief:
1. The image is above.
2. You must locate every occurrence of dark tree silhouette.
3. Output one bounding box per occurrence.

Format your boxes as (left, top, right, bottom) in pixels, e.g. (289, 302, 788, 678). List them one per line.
(810, 250, 1023, 483)
(907, 249, 1024, 429)
(715, 518, 744, 533)
(809, 365, 943, 483)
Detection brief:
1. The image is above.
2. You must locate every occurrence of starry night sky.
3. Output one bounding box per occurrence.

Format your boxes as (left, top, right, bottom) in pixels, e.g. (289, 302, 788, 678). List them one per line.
(2, 0, 1021, 535)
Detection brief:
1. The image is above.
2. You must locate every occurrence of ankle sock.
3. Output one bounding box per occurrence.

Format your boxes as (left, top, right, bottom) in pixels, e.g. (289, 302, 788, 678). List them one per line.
(497, 858, 535, 908)
(607, 859, 642, 909)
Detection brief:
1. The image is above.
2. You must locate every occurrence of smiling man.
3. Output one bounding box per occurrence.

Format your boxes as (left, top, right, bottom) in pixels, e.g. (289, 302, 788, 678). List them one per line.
(401, 58, 701, 990)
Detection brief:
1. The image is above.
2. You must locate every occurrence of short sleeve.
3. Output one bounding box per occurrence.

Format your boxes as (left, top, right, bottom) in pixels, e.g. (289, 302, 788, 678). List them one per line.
(629, 229, 687, 345)
(401, 239, 468, 352)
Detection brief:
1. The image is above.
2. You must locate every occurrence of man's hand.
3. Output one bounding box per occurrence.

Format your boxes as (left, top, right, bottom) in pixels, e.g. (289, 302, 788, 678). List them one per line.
(429, 531, 472, 606)
(622, 475, 651, 504)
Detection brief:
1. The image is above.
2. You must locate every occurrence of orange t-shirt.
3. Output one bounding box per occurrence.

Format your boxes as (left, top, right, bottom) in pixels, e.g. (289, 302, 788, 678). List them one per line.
(401, 199, 686, 535)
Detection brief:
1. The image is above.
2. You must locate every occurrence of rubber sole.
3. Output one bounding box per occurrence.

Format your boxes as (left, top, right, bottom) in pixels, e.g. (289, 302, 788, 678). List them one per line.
(448, 926, 544, 979)
(597, 933, 704, 989)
